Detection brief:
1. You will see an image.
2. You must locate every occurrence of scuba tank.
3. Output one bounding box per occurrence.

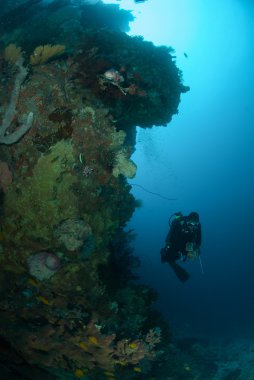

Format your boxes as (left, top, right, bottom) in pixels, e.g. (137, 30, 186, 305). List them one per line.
(169, 211, 182, 226)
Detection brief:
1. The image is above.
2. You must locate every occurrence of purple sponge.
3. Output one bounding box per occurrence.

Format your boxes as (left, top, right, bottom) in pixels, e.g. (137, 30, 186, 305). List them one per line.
(27, 252, 60, 281)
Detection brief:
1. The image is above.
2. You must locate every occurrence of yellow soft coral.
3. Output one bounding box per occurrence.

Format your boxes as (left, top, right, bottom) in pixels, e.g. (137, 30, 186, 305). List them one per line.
(30, 44, 65, 65)
(112, 150, 137, 179)
(4, 44, 22, 64)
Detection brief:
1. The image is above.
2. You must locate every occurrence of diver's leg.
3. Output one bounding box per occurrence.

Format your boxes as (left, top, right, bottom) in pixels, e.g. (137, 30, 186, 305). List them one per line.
(168, 260, 190, 282)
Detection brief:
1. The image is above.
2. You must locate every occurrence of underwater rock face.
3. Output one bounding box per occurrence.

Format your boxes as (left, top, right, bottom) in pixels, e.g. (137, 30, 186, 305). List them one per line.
(0, 161, 12, 192)
(0, 1, 189, 378)
(27, 252, 61, 281)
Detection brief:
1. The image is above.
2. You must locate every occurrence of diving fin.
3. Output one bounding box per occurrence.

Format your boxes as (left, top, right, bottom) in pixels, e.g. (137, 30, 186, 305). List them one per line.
(169, 261, 190, 282)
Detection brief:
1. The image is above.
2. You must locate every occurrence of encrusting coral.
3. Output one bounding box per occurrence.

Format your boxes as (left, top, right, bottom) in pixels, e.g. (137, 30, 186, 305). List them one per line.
(54, 218, 93, 251)
(3, 140, 79, 246)
(0, 160, 12, 192)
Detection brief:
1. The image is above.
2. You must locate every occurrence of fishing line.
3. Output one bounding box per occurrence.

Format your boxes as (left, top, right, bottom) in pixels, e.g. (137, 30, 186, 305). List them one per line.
(130, 183, 177, 201)
(198, 255, 204, 274)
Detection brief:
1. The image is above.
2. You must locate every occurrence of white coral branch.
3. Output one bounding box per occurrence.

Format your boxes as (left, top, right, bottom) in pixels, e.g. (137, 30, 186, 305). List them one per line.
(0, 57, 33, 145)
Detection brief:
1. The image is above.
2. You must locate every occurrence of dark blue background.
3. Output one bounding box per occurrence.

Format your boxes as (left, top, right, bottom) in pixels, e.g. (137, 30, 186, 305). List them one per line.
(126, 0, 254, 339)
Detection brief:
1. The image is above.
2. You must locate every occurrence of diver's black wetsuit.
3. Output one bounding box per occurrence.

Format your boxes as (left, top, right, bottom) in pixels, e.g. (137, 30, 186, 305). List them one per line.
(161, 214, 202, 282)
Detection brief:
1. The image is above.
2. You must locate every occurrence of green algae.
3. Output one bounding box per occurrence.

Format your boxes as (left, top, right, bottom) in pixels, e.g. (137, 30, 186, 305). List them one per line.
(3, 140, 78, 247)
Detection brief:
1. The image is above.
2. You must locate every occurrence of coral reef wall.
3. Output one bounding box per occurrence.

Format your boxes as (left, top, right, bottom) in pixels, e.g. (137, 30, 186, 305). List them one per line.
(0, 1, 188, 379)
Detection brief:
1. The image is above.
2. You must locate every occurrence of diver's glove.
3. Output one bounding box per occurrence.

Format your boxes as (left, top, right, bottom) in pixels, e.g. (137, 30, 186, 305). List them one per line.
(187, 248, 200, 260)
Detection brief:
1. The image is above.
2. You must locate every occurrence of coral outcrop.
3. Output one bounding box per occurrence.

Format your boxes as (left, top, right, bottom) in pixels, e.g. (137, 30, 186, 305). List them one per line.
(0, 1, 189, 379)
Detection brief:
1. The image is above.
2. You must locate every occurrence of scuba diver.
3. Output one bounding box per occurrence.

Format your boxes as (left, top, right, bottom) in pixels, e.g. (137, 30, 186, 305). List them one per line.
(161, 212, 202, 282)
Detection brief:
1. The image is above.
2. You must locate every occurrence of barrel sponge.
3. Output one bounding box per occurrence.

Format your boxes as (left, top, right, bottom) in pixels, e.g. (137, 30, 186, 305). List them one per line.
(27, 252, 61, 281)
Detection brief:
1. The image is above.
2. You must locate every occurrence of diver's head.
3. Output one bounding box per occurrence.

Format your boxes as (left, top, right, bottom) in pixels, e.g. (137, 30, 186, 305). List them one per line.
(188, 212, 199, 225)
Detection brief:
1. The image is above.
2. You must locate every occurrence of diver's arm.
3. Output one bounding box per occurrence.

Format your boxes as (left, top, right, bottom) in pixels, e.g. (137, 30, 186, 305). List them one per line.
(165, 219, 181, 245)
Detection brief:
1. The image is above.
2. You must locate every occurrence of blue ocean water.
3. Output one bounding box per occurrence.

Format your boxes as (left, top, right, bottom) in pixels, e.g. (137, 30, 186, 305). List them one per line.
(126, 0, 254, 340)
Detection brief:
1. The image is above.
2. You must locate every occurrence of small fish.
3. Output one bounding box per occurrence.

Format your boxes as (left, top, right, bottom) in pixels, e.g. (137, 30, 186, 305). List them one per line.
(37, 296, 51, 305)
(79, 342, 88, 350)
(88, 336, 98, 344)
(74, 369, 84, 378)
